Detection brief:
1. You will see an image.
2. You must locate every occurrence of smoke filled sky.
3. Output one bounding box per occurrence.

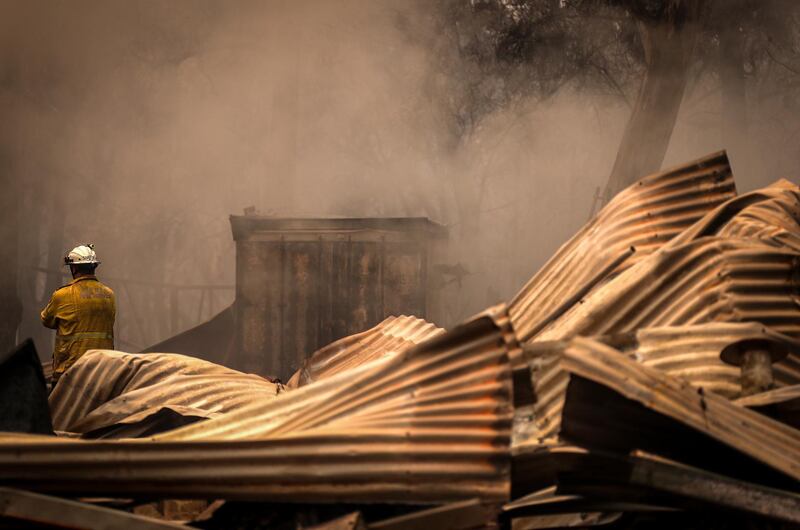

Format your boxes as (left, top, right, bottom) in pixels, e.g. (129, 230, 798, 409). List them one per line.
(2, 0, 800, 352)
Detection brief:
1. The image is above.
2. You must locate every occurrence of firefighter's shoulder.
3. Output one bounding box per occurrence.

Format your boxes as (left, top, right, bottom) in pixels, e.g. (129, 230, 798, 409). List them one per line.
(97, 281, 115, 296)
(50, 283, 74, 301)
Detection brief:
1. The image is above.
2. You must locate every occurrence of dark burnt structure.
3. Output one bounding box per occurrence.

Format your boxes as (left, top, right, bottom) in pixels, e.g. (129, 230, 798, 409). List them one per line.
(229, 216, 446, 379)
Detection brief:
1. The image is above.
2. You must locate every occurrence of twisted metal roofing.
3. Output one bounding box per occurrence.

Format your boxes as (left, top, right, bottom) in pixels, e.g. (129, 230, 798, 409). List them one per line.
(668, 179, 800, 251)
(536, 236, 800, 341)
(50, 350, 280, 436)
(509, 151, 736, 343)
(0, 310, 513, 503)
(635, 322, 800, 398)
(524, 322, 800, 443)
(286, 315, 444, 388)
(560, 337, 800, 482)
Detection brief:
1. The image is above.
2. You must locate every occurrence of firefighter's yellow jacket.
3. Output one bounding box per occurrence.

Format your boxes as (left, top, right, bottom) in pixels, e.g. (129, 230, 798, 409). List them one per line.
(41, 275, 116, 380)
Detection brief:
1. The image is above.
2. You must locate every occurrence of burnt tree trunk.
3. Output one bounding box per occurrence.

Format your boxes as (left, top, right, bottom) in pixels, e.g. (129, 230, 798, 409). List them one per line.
(604, 0, 706, 200)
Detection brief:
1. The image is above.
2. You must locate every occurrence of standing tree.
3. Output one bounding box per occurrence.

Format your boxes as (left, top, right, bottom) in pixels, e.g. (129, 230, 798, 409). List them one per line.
(603, 0, 706, 198)
(435, 0, 800, 199)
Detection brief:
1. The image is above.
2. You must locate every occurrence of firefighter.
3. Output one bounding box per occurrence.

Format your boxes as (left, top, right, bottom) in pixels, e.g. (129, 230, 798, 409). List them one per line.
(41, 244, 116, 388)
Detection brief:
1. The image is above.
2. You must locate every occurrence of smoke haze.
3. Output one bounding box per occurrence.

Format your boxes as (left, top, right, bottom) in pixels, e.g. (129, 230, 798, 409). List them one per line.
(2, 0, 799, 356)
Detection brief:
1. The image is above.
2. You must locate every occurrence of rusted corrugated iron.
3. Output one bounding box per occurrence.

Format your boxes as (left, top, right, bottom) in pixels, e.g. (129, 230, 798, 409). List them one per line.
(0, 309, 512, 503)
(536, 237, 800, 341)
(509, 151, 736, 343)
(50, 350, 280, 436)
(734, 384, 800, 429)
(512, 177, 800, 445)
(286, 315, 444, 388)
(635, 322, 800, 398)
(523, 322, 800, 443)
(536, 177, 800, 340)
(735, 384, 800, 408)
(0, 487, 189, 529)
(526, 337, 800, 482)
(668, 178, 800, 252)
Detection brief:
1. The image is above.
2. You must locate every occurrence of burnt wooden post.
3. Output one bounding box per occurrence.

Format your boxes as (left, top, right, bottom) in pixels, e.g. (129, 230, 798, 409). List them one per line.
(720, 338, 789, 398)
(740, 349, 773, 396)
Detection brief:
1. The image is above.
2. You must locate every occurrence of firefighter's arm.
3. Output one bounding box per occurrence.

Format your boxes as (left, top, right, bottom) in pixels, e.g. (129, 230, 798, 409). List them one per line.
(40, 292, 61, 329)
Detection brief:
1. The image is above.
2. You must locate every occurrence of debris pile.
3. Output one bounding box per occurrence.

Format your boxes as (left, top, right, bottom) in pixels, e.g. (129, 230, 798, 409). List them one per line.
(1, 151, 799, 529)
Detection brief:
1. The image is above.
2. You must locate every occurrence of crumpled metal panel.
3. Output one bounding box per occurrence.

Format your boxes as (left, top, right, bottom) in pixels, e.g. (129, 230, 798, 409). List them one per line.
(509, 151, 736, 343)
(532, 177, 800, 342)
(668, 179, 800, 252)
(513, 177, 800, 445)
(524, 322, 800, 444)
(635, 322, 800, 398)
(0, 309, 513, 503)
(50, 350, 280, 436)
(286, 315, 444, 388)
(0, 487, 189, 529)
(559, 337, 800, 482)
(536, 236, 800, 341)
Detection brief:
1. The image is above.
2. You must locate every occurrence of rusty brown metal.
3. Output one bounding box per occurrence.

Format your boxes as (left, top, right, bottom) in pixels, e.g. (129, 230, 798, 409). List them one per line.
(667, 178, 800, 252)
(524, 337, 800, 482)
(735, 384, 800, 408)
(0, 308, 512, 503)
(513, 163, 800, 351)
(0, 487, 189, 529)
(637, 323, 800, 398)
(521, 322, 800, 443)
(513, 177, 800, 446)
(286, 315, 444, 388)
(50, 349, 280, 437)
(509, 151, 736, 344)
(537, 236, 800, 341)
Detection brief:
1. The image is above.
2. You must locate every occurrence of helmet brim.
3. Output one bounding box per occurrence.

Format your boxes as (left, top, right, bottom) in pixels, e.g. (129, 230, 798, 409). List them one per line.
(63, 260, 100, 266)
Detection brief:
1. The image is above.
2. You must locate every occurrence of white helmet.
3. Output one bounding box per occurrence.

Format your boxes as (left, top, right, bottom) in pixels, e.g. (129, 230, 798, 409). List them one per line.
(64, 244, 100, 266)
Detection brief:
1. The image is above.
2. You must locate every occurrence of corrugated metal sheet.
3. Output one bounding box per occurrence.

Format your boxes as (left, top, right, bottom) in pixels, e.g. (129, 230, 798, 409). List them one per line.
(50, 350, 280, 436)
(529, 178, 800, 342)
(536, 237, 800, 341)
(0, 309, 513, 503)
(524, 322, 800, 442)
(0, 487, 189, 529)
(513, 178, 800, 443)
(559, 337, 800, 482)
(509, 151, 736, 343)
(735, 384, 800, 408)
(635, 323, 800, 398)
(668, 178, 800, 252)
(286, 315, 444, 388)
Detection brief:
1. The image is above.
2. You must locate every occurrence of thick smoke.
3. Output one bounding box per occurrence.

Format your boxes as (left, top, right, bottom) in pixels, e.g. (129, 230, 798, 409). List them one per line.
(2, 0, 798, 356)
